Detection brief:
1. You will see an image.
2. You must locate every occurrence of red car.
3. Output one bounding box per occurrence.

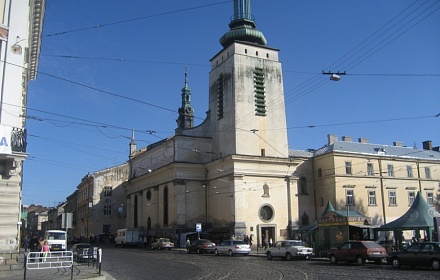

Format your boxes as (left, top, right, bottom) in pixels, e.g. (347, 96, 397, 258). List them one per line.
(187, 239, 216, 254)
(328, 241, 387, 265)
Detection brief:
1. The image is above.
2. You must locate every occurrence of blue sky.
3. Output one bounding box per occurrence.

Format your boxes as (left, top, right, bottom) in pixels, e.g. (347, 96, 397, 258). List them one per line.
(24, 0, 440, 206)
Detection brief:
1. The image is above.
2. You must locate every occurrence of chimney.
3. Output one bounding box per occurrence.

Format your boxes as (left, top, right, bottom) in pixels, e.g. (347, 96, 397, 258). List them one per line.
(328, 134, 338, 145)
(393, 141, 403, 147)
(433, 146, 440, 152)
(422, 140, 432, 150)
(342, 136, 352, 142)
(358, 138, 368, 144)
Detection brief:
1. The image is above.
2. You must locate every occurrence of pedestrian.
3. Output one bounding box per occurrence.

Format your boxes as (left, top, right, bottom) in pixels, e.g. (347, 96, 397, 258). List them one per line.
(249, 234, 253, 247)
(41, 240, 50, 262)
(186, 238, 191, 248)
(29, 234, 40, 263)
(269, 237, 273, 248)
(244, 235, 249, 244)
(23, 236, 29, 252)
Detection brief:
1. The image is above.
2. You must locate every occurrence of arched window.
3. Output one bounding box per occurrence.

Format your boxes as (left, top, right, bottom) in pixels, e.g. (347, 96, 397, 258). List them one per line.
(300, 177, 307, 195)
(163, 186, 168, 226)
(134, 195, 138, 228)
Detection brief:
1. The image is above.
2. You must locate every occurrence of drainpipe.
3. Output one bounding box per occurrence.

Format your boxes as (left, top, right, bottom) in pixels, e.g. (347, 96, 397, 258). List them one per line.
(378, 159, 386, 224)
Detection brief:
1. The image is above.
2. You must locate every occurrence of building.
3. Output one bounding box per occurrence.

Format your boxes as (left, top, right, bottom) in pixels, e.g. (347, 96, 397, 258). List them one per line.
(0, 0, 45, 255)
(127, 0, 301, 247)
(293, 135, 440, 253)
(73, 163, 128, 243)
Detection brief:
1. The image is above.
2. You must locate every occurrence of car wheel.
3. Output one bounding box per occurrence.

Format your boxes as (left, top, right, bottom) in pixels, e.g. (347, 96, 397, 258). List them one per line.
(391, 257, 401, 268)
(330, 255, 337, 264)
(356, 256, 364, 266)
(228, 250, 233, 257)
(431, 259, 440, 270)
(215, 249, 219, 256)
(266, 251, 273, 260)
(285, 252, 292, 261)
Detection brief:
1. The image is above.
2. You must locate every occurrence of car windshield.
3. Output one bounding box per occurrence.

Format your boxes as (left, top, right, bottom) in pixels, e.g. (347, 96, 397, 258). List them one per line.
(200, 239, 212, 244)
(232, 241, 246, 245)
(362, 242, 383, 249)
(161, 239, 170, 242)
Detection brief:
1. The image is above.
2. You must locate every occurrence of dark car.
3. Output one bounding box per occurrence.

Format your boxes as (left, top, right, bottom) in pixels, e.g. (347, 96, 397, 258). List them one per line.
(72, 243, 94, 263)
(387, 242, 440, 270)
(187, 239, 216, 254)
(328, 241, 387, 265)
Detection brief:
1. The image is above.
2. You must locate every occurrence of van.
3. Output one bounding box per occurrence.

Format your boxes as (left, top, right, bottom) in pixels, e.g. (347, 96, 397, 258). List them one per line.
(44, 230, 67, 251)
(115, 228, 140, 247)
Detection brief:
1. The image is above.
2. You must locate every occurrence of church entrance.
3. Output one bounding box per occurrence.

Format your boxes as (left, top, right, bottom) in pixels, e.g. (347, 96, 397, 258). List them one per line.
(260, 226, 275, 248)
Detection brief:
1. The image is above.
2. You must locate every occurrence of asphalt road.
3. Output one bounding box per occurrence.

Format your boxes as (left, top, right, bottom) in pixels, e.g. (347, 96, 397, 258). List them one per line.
(100, 246, 440, 280)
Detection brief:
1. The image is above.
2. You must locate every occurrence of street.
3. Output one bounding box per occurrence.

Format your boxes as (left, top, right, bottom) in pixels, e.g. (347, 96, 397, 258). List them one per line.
(100, 246, 440, 280)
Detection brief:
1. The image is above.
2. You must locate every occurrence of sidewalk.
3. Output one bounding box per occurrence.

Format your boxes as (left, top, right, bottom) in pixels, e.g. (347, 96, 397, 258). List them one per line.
(0, 251, 106, 280)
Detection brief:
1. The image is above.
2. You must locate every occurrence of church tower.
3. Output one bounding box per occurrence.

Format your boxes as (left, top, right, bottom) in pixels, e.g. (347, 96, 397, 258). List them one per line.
(209, 0, 288, 158)
(176, 67, 194, 130)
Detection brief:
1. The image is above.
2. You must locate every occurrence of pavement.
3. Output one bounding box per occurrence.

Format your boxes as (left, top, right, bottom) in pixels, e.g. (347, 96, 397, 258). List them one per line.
(0, 247, 324, 279)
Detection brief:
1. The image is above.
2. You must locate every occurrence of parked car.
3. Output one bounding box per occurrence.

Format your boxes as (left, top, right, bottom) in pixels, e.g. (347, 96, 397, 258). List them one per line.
(266, 240, 313, 261)
(151, 238, 174, 250)
(72, 243, 94, 263)
(387, 242, 440, 270)
(215, 240, 251, 256)
(187, 239, 216, 254)
(328, 241, 387, 265)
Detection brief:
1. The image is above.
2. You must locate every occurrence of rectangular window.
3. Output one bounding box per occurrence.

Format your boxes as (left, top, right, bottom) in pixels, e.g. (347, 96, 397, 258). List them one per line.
(387, 165, 394, 177)
(408, 191, 415, 205)
(104, 206, 112, 216)
(406, 166, 413, 178)
(427, 192, 434, 205)
(345, 162, 352, 175)
(368, 190, 376, 205)
(425, 167, 431, 179)
(389, 191, 397, 206)
(217, 74, 224, 119)
(367, 163, 374, 176)
(346, 190, 354, 206)
(104, 186, 112, 196)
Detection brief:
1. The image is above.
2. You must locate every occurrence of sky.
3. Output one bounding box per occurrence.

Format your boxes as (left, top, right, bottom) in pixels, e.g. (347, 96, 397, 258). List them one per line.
(23, 0, 440, 207)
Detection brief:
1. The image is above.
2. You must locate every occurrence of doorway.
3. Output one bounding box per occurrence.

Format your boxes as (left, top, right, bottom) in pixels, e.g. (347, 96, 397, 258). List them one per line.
(261, 226, 275, 248)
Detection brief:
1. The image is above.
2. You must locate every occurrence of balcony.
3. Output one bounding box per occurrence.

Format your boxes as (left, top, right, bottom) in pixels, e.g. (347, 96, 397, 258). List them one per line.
(11, 128, 26, 153)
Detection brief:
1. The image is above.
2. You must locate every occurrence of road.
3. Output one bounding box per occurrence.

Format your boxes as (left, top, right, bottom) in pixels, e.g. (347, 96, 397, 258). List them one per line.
(100, 246, 440, 280)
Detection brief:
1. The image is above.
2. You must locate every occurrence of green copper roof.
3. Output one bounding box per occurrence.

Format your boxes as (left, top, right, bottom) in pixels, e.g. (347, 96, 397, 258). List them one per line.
(220, 0, 267, 48)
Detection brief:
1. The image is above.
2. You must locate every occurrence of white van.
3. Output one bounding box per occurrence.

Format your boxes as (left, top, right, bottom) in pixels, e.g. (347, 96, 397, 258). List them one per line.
(44, 230, 67, 251)
(115, 228, 140, 247)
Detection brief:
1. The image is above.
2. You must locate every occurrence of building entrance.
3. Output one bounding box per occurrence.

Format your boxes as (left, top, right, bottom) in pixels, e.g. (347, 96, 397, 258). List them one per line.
(260, 226, 275, 249)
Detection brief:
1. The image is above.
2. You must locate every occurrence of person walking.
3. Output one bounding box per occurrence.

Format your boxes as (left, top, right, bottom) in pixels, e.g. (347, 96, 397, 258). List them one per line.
(41, 240, 50, 262)
(29, 234, 40, 263)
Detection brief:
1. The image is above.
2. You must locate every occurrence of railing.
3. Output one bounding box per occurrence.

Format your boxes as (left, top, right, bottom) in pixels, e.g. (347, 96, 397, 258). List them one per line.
(11, 128, 26, 153)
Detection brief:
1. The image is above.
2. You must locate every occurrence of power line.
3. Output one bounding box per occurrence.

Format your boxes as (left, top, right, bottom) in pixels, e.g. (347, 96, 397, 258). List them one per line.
(44, 1, 233, 37)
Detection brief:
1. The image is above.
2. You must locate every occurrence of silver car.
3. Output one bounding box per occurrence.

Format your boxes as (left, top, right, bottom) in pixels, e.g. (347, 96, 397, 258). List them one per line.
(215, 240, 251, 256)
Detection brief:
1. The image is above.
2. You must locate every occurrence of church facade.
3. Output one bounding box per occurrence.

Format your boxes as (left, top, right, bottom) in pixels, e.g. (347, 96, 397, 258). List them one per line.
(126, 0, 302, 247)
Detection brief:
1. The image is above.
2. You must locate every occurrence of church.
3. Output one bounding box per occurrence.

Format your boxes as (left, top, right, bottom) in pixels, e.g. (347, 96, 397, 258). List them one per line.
(126, 0, 302, 247)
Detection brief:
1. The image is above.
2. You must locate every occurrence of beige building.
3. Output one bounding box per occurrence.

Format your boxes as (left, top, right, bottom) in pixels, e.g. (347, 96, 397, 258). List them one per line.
(294, 135, 440, 251)
(73, 163, 128, 242)
(126, 1, 300, 247)
(0, 0, 45, 255)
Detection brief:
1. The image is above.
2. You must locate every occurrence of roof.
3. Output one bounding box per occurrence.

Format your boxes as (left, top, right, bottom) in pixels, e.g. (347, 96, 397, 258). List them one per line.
(313, 141, 440, 161)
(379, 192, 440, 230)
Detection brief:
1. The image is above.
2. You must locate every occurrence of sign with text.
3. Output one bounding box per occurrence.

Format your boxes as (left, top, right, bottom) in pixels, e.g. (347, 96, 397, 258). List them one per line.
(0, 125, 11, 154)
(196, 223, 202, 233)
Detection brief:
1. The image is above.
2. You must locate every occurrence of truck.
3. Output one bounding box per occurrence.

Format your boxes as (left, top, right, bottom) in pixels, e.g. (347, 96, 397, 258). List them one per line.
(114, 228, 141, 247)
(44, 230, 67, 251)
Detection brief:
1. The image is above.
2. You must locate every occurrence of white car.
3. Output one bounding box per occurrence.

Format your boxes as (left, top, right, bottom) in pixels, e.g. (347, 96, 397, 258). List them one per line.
(151, 238, 174, 250)
(266, 240, 313, 261)
(215, 240, 251, 256)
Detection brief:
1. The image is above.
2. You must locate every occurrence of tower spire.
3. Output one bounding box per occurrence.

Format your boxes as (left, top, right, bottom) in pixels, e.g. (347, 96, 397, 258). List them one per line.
(176, 66, 194, 129)
(220, 0, 267, 48)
